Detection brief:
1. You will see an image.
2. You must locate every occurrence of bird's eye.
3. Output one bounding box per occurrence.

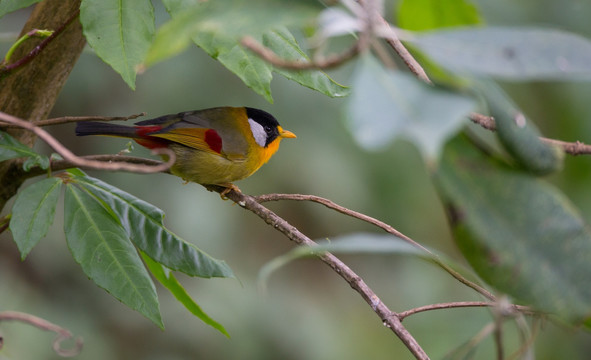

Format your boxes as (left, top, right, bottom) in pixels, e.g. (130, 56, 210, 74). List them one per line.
(264, 125, 273, 133)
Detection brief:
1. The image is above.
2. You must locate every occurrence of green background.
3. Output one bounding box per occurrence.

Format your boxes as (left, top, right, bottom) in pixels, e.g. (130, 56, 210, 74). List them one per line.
(1, 1, 591, 358)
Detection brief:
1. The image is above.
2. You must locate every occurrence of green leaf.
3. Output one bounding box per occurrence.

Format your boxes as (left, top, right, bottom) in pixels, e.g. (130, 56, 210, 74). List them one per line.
(0, 130, 50, 170)
(397, 0, 482, 31)
(80, 0, 155, 89)
(263, 27, 350, 98)
(474, 79, 563, 175)
(67, 169, 233, 279)
(215, 36, 275, 103)
(152, 0, 320, 62)
(0, 0, 42, 19)
(9, 177, 62, 259)
(146, 0, 321, 99)
(411, 27, 591, 81)
(64, 183, 163, 328)
(142, 252, 229, 337)
(346, 54, 476, 159)
(436, 135, 591, 324)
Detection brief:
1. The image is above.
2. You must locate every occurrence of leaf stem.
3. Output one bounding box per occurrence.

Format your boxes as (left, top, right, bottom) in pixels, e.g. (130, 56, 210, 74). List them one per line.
(0, 9, 80, 76)
(3, 29, 54, 64)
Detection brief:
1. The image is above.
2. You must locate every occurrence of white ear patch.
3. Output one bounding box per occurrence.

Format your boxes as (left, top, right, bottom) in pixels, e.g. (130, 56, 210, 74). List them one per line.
(248, 118, 267, 147)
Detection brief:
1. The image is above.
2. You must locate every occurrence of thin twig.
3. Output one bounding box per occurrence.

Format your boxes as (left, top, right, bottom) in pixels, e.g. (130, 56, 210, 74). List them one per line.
(214, 187, 429, 360)
(241, 35, 363, 70)
(379, 20, 591, 157)
(444, 322, 496, 359)
(241, 0, 377, 70)
(494, 315, 505, 360)
(15, 155, 168, 180)
(255, 193, 495, 301)
(469, 113, 591, 155)
(507, 317, 540, 360)
(374, 14, 431, 83)
(0, 112, 146, 128)
(0, 111, 174, 174)
(0, 311, 83, 357)
(398, 301, 533, 321)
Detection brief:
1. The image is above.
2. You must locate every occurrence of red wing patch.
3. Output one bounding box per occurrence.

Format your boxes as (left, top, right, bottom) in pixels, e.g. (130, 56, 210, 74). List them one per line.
(147, 127, 223, 155)
(134, 125, 167, 149)
(204, 129, 222, 153)
(135, 125, 163, 137)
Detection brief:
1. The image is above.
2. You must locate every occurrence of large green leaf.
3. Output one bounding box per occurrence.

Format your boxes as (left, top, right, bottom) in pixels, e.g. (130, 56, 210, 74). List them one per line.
(346, 54, 475, 159)
(0, 0, 42, 19)
(0, 130, 49, 170)
(209, 34, 275, 103)
(397, 0, 482, 31)
(80, 0, 155, 89)
(148, 0, 321, 67)
(64, 183, 163, 328)
(411, 27, 591, 81)
(145, 0, 322, 102)
(9, 177, 62, 259)
(263, 27, 349, 98)
(436, 135, 591, 324)
(142, 252, 229, 337)
(67, 169, 233, 279)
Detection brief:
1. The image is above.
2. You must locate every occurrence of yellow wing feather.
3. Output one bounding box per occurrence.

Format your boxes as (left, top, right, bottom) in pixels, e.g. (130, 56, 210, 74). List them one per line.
(149, 128, 220, 155)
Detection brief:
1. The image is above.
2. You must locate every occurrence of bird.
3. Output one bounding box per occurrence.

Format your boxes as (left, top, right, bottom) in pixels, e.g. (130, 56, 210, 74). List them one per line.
(75, 107, 296, 193)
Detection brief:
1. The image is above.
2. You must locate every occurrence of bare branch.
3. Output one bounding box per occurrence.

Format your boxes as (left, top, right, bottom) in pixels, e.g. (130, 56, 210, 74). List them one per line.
(241, 35, 363, 70)
(508, 317, 540, 360)
(211, 187, 429, 360)
(15, 155, 168, 180)
(0, 112, 146, 128)
(469, 113, 591, 155)
(0, 111, 174, 174)
(398, 301, 534, 321)
(255, 193, 495, 300)
(374, 16, 432, 83)
(494, 313, 505, 360)
(241, 0, 380, 70)
(443, 322, 496, 359)
(0, 311, 83, 357)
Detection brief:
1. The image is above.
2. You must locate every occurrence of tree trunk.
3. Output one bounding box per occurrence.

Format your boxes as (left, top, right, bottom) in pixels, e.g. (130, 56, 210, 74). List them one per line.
(0, 0, 85, 210)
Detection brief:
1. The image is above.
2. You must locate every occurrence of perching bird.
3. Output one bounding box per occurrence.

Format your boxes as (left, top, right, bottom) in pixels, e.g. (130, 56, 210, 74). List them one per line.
(75, 107, 296, 192)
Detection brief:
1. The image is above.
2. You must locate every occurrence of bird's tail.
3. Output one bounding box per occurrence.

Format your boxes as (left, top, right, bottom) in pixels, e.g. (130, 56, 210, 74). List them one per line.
(75, 121, 139, 138)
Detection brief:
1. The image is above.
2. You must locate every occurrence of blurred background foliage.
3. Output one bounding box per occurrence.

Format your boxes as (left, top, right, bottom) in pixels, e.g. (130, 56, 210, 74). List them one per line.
(2, 0, 591, 359)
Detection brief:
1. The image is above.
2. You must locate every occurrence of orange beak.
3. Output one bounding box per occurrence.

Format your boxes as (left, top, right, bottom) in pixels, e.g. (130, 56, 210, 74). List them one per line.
(278, 127, 296, 139)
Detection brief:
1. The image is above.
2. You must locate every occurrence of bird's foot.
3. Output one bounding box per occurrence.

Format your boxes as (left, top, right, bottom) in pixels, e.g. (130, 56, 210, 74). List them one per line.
(219, 183, 241, 200)
(204, 183, 241, 200)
